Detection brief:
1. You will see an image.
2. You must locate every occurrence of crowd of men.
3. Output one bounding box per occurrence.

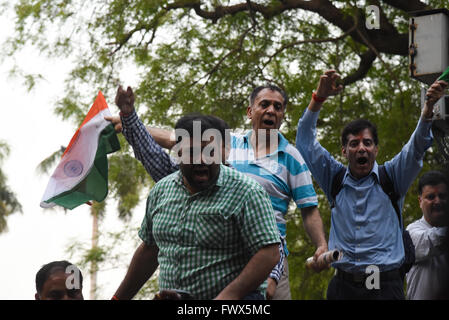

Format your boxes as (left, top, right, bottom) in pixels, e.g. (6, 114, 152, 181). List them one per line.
(36, 70, 449, 300)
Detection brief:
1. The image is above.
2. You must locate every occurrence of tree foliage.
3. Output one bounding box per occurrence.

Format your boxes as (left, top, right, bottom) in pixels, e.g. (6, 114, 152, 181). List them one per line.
(3, 0, 449, 299)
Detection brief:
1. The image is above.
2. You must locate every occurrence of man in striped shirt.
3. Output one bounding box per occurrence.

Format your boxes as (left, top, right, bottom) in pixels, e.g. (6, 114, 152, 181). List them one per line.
(108, 84, 328, 299)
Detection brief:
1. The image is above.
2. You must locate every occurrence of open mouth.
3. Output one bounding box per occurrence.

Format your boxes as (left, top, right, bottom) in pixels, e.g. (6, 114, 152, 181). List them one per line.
(192, 167, 209, 181)
(357, 157, 368, 165)
(263, 119, 275, 126)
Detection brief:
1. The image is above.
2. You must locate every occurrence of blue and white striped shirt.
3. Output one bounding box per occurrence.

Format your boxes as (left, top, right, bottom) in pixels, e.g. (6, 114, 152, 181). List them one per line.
(228, 131, 319, 255)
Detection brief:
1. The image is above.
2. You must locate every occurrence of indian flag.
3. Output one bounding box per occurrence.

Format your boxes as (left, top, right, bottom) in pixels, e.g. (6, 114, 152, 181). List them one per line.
(40, 91, 120, 210)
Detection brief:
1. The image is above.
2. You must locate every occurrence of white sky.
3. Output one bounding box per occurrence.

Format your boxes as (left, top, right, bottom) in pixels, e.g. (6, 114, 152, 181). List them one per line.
(0, 7, 143, 300)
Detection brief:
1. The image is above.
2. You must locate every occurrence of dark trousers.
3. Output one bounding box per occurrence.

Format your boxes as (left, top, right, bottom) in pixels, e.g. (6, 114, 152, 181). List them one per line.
(327, 273, 405, 300)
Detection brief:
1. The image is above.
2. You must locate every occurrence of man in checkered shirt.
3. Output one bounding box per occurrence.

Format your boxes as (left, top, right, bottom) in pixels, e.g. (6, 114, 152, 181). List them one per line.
(113, 111, 280, 300)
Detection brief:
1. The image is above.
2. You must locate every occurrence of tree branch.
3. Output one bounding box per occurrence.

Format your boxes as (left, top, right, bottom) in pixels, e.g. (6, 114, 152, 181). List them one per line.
(265, 20, 358, 67)
(342, 49, 377, 86)
(380, 0, 429, 12)
(353, 26, 405, 100)
(192, 26, 254, 89)
(165, 0, 410, 56)
(107, 11, 165, 56)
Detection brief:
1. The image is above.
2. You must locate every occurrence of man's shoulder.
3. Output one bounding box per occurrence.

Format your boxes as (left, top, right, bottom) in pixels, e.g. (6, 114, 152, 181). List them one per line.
(229, 132, 247, 148)
(151, 171, 180, 190)
(278, 143, 312, 180)
(406, 217, 427, 233)
(221, 165, 265, 193)
(282, 143, 306, 163)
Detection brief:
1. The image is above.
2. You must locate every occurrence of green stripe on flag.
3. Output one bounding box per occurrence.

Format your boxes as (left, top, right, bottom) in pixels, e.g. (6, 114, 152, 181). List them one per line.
(438, 66, 449, 82)
(45, 124, 120, 209)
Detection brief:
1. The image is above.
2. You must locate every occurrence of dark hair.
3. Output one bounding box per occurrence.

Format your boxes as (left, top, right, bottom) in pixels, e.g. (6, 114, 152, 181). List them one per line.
(341, 119, 378, 146)
(418, 171, 449, 195)
(250, 84, 288, 108)
(208, 115, 231, 146)
(174, 113, 229, 145)
(35, 260, 83, 293)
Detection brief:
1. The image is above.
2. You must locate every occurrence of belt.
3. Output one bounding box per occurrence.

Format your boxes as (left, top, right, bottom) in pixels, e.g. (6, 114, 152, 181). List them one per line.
(335, 268, 401, 284)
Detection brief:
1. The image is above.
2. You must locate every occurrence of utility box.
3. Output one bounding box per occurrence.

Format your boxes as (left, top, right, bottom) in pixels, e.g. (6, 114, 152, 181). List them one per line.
(409, 9, 449, 85)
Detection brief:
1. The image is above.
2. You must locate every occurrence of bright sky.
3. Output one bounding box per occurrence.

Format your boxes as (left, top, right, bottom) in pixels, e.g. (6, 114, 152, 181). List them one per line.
(0, 7, 143, 300)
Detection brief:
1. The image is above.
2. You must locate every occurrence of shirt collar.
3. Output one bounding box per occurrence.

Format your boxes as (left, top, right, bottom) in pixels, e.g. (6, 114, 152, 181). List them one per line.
(420, 216, 433, 229)
(243, 130, 289, 155)
(345, 161, 380, 182)
(371, 161, 381, 182)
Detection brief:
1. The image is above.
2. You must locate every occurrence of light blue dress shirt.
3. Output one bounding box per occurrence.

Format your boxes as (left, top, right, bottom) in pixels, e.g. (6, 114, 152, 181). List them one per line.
(296, 108, 433, 273)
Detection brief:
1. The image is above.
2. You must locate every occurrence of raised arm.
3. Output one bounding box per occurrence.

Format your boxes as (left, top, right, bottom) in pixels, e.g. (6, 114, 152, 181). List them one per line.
(385, 80, 448, 196)
(146, 126, 176, 150)
(295, 70, 344, 198)
(421, 80, 448, 120)
(104, 116, 176, 151)
(109, 85, 179, 182)
(307, 69, 343, 112)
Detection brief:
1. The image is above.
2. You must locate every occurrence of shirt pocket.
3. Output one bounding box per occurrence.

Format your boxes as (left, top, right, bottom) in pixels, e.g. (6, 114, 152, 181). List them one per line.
(195, 210, 240, 249)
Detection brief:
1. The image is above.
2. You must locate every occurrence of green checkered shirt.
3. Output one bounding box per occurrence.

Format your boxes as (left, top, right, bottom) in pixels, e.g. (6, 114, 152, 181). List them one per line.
(139, 164, 280, 299)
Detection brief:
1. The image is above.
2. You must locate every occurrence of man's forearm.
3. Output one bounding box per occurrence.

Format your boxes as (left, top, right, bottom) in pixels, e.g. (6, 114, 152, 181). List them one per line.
(121, 111, 178, 182)
(301, 206, 327, 248)
(215, 244, 279, 300)
(147, 126, 176, 149)
(307, 97, 325, 112)
(114, 242, 159, 300)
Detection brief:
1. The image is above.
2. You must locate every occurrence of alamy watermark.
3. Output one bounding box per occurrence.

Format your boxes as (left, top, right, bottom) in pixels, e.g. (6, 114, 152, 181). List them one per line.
(172, 121, 279, 176)
(365, 265, 380, 290)
(365, 5, 380, 30)
(65, 264, 82, 290)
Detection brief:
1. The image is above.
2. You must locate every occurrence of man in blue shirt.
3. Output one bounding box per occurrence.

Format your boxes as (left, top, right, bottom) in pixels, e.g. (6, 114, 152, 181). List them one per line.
(296, 69, 447, 299)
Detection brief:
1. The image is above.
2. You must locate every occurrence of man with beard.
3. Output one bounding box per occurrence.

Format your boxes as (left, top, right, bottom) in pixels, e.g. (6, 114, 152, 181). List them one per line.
(406, 171, 448, 300)
(296, 69, 447, 299)
(112, 113, 280, 300)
